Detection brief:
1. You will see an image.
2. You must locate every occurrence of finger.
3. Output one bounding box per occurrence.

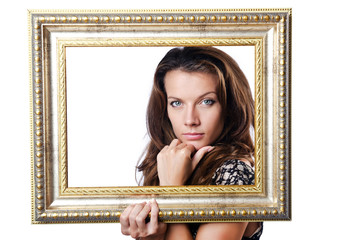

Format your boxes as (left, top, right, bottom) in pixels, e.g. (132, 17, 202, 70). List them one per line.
(191, 146, 214, 170)
(135, 202, 152, 232)
(169, 139, 181, 149)
(175, 144, 195, 161)
(149, 199, 167, 236)
(149, 199, 160, 230)
(129, 202, 147, 235)
(184, 144, 196, 156)
(120, 204, 134, 223)
(120, 204, 135, 235)
(175, 142, 187, 150)
(159, 145, 169, 154)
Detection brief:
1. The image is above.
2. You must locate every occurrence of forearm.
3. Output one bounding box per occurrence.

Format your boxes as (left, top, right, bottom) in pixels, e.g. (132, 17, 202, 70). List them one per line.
(165, 224, 193, 240)
(196, 222, 248, 240)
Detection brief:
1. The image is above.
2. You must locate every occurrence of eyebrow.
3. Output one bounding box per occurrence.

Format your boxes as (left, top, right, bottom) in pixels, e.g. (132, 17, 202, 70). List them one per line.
(167, 91, 218, 100)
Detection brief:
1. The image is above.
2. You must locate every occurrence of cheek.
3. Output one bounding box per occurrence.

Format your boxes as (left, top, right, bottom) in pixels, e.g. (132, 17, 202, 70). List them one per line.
(168, 113, 181, 135)
(208, 112, 224, 136)
(212, 119, 223, 135)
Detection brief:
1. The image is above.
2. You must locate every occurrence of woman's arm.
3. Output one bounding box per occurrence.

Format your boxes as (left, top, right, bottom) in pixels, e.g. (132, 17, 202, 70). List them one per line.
(195, 222, 248, 240)
(165, 221, 257, 240)
(165, 224, 193, 240)
(165, 222, 249, 240)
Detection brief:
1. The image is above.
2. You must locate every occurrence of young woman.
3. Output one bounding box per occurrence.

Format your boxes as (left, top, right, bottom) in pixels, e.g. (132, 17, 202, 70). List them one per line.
(120, 47, 263, 240)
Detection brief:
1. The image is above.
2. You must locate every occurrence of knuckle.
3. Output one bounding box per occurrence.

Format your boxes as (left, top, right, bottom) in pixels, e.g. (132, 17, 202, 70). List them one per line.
(157, 152, 165, 160)
(179, 149, 189, 158)
(130, 232, 139, 239)
(121, 228, 130, 235)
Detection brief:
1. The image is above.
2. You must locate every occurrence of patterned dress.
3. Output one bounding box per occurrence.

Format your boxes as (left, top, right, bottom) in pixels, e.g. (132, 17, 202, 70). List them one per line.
(211, 159, 255, 185)
(190, 159, 263, 240)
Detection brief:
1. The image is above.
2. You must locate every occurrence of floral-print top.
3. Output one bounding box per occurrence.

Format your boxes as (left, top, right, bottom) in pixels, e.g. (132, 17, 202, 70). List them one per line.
(211, 159, 255, 185)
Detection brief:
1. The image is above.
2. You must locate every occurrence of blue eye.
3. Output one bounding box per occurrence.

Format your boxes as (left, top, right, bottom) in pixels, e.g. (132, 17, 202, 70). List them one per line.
(202, 99, 215, 105)
(171, 101, 182, 107)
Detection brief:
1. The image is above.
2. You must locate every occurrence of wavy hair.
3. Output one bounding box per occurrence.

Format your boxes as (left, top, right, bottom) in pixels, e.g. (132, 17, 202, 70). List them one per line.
(137, 47, 255, 186)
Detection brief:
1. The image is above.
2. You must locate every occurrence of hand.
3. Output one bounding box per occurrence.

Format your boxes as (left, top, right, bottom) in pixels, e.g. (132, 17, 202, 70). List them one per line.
(157, 139, 214, 186)
(120, 199, 167, 240)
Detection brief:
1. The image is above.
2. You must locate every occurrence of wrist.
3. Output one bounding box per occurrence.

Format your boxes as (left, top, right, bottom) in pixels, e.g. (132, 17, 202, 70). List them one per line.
(159, 180, 184, 186)
(159, 177, 185, 186)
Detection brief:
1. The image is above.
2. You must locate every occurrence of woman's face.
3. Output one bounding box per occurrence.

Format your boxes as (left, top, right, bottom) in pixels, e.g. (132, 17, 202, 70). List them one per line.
(164, 70, 224, 150)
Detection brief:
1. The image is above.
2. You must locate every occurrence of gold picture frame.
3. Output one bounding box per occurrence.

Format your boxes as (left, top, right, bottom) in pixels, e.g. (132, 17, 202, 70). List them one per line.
(29, 9, 292, 224)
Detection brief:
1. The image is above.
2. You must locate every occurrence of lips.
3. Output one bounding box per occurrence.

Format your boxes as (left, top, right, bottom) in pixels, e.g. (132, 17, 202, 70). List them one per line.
(182, 133, 204, 140)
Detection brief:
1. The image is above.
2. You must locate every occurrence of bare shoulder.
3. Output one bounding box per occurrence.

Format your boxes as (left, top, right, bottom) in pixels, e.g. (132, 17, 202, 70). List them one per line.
(239, 158, 253, 167)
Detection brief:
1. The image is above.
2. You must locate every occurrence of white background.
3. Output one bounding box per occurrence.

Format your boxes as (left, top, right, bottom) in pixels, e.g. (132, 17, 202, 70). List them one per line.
(65, 46, 254, 187)
(1, 0, 362, 239)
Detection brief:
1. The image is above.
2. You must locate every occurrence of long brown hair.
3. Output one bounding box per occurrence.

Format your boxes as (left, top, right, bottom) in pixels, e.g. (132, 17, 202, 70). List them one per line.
(137, 47, 255, 186)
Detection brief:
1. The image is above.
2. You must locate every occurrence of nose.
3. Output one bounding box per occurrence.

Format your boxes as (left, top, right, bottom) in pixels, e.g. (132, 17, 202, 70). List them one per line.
(184, 106, 200, 126)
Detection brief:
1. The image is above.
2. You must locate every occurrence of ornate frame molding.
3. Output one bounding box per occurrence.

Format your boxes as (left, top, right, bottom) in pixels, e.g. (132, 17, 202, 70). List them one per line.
(29, 9, 292, 224)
